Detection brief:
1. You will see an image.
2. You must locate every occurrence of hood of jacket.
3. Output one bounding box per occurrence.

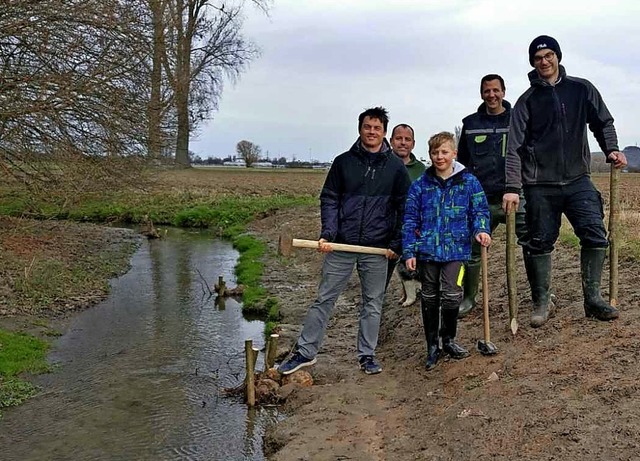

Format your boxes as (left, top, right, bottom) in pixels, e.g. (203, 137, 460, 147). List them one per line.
(423, 160, 466, 184)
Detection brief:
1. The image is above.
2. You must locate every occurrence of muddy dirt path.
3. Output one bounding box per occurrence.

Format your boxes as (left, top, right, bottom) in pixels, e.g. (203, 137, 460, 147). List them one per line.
(251, 206, 640, 461)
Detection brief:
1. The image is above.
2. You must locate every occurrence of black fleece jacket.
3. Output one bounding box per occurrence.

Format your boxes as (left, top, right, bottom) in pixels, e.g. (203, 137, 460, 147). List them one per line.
(505, 65, 619, 192)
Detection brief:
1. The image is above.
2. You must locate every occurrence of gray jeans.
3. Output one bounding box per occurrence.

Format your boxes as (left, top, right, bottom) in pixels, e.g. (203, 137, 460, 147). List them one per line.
(297, 251, 388, 359)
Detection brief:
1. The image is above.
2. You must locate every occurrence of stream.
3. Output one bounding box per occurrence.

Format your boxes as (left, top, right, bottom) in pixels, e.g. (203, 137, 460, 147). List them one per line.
(0, 228, 277, 461)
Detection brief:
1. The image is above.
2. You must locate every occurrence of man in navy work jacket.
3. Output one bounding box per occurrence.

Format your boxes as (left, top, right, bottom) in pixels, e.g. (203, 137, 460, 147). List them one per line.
(457, 74, 529, 318)
(503, 35, 627, 328)
(279, 107, 411, 375)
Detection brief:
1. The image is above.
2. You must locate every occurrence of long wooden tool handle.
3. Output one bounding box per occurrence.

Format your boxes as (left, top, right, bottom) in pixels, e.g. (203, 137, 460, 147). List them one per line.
(609, 165, 619, 306)
(506, 211, 518, 335)
(291, 239, 388, 256)
(481, 245, 491, 343)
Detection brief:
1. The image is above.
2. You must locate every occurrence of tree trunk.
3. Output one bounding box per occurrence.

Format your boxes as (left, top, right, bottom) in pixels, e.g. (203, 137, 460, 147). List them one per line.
(148, 0, 165, 159)
(173, 0, 192, 166)
(174, 82, 190, 166)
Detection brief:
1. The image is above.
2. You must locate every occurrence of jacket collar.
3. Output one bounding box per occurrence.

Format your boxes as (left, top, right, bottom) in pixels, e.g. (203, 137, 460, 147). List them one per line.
(350, 137, 391, 160)
(528, 64, 567, 87)
(424, 161, 466, 184)
(476, 99, 512, 116)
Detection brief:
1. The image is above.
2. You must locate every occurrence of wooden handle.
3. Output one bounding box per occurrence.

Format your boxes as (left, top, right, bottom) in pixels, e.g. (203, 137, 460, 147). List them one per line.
(609, 165, 619, 306)
(291, 239, 388, 256)
(481, 245, 491, 343)
(506, 211, 518, 334)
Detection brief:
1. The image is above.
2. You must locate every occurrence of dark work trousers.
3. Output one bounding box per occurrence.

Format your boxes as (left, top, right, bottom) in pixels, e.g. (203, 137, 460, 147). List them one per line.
(523, 176, 608, 255)
(417, 260, 464, 342)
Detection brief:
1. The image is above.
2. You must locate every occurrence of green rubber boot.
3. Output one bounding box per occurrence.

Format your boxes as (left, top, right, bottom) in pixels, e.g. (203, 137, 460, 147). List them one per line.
(581, 248, 619, 320)
(458, 261, 481, 318)
(525, 253, 554, 328)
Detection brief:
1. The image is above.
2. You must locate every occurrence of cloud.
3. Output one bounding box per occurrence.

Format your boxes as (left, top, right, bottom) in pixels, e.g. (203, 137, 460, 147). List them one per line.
(191, 0, 640, 160)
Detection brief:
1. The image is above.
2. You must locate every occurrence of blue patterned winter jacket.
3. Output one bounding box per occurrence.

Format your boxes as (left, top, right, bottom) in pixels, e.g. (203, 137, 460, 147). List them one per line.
(402, 162, 490, 262)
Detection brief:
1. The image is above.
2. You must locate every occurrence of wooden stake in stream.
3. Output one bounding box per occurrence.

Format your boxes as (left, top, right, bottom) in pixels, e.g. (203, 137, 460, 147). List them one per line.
(216, 276, 226, 297)
(506, 211, 518, 335)
(264, 334, 280, 369)
(244, 339, 259, 406)
(609, 165, 620, 306)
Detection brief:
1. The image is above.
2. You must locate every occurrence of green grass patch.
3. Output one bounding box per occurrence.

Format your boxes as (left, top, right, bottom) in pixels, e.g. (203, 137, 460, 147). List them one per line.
(233, 234, 268, 313)
(263, 297, 282, 336)
(0, 187, 315, 235)
(0, 329, 51, 417)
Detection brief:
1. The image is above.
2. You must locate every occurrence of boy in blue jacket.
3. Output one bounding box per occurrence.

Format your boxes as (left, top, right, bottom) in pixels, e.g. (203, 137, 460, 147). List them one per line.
(403, 131, 491, 370)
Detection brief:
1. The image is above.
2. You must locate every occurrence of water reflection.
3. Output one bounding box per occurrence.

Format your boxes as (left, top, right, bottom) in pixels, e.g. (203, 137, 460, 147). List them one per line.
(0, 228, 277, 461)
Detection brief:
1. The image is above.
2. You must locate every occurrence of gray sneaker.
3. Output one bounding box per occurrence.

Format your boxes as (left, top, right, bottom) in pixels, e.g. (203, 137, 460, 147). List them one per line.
(359, 355, 382, 375)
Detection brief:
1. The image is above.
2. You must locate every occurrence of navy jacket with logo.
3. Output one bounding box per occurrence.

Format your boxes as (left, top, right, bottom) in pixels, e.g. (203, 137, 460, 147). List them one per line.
(458, 101, 512, 202)
(320, 138, 411, 255)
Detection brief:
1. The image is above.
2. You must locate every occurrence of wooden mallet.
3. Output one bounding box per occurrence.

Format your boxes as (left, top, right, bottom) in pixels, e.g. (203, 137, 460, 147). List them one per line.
(278, 227, 387, 257)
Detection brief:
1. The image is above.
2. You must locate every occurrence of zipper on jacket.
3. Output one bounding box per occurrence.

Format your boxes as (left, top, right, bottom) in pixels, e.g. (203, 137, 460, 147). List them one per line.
(552, 87, 568, 181)
(358, 160, 372, 244)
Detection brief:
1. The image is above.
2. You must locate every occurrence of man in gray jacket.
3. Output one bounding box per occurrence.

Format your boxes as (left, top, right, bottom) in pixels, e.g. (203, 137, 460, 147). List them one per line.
(503, 35, 627, 327)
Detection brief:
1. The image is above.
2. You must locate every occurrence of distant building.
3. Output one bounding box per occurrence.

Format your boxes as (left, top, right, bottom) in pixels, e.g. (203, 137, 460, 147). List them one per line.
(253, 162, 274, 169)
(223, 159, 246, 167)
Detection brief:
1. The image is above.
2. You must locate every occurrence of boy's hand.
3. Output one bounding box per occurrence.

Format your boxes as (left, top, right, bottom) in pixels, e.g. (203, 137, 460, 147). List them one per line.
(476, 233, 491, 247)
(386, 249, 399, 260)
(406, 257, 417, 271)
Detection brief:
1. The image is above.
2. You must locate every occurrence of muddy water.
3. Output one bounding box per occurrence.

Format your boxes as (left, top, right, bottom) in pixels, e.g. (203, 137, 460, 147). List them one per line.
(0, 229, 277, 461)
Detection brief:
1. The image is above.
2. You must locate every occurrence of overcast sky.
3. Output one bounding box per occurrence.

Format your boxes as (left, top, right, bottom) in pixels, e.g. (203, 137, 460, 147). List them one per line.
(190, 0, 640, 163)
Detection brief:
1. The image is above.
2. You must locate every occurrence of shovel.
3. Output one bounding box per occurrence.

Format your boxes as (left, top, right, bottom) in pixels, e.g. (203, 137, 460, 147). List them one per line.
(477, 245, 497, 355)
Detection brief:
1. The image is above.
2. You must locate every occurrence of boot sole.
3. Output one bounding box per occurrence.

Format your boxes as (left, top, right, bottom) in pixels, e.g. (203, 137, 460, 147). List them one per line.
(585, 311, 620, 321)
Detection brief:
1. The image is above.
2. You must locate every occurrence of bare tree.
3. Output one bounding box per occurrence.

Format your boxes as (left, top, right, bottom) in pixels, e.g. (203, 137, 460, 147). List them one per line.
(454, 125, 463, 147)
(161, 0, 270, 166)
(0, 0, 150, 191)
(236, 140, 260, 167)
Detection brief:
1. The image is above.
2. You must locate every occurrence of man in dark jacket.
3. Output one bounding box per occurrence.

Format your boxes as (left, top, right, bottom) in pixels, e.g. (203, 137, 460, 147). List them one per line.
(503, 35, 627, 327)
(457, 74, 529, 318)
(279, 107, 411, 375)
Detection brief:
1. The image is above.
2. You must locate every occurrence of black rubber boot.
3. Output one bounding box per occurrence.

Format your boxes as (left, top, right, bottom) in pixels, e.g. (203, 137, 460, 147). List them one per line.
(420, 292, 441, 371)
(441, 298, 469, 359)
(581, 248, 619, 320)
(524, 253, 554, 328)
(458, 261, 481, 318)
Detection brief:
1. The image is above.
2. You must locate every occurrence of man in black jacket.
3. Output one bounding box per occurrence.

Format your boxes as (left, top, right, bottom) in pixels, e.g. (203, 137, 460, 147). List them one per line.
(503, 35, 627, 327)
(457, 74, 529, 318)
(279, 107, 411, 375)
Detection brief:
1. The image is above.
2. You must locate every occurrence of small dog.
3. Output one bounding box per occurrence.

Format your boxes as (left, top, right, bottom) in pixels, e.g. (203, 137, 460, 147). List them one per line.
(396, 259, 421, 307)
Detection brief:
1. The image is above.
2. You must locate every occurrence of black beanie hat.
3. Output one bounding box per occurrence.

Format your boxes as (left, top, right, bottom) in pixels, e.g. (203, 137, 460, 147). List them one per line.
(528, 35, 562, 66)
